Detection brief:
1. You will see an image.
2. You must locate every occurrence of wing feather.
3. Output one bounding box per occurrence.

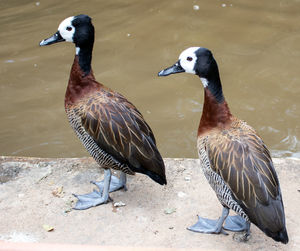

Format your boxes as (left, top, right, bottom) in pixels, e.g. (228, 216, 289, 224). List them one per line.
(80, 89, 166, 184)
(205, 120, 285, 234)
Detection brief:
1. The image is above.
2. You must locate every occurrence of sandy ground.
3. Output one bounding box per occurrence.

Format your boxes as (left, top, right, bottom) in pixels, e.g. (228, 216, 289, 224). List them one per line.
(0, 156, 299, 250)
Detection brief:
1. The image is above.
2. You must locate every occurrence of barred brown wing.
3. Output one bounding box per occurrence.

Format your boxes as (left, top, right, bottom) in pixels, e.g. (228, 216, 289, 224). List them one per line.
(80, 90, 166, 185)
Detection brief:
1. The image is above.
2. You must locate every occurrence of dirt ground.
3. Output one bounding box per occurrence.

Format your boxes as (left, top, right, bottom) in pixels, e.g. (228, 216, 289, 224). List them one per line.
(0, 156, 299, 250)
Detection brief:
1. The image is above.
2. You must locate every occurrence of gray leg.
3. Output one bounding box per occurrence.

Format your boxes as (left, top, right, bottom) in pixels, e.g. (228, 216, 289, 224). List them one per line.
(73, 169, 112, 210)
(187, 207, 229, 235)
(224, 215, 248, 232)
(91, 172, 127, 193)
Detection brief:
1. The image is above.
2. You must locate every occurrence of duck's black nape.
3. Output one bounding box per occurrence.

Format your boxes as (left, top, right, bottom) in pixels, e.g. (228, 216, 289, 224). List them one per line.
(194, 49, 225, 103)
(72, 15, 94, 48)
(72, 15, 95, 75)
(202, 62, 225, 104)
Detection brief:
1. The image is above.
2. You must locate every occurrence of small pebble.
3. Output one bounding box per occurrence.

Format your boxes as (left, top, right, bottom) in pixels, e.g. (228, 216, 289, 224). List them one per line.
(164, 208, 176, 214)
(42, 224, 54, 232)
(193, 5, 200, 11)
(222, 3, 226, 7)
(114, 201, 126, 207)
(35, 2, 40, 6)
(64, 208, 72, 214)
(184, 176, 191, 181)
(177, 191, 187, 198)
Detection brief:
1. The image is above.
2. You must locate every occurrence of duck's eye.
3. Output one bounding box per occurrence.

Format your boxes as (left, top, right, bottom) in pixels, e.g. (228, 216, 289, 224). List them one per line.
(187, 57, 193, 62)
(66, 26, 72, 31)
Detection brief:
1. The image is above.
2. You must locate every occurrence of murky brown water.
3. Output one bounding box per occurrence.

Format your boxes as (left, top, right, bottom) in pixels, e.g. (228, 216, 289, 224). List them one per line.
(0, 0, 299, 159)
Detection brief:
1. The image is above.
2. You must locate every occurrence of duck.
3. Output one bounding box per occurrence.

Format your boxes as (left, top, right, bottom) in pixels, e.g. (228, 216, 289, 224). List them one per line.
(158, 47, 288, 244)
(39, 14, 166, 210)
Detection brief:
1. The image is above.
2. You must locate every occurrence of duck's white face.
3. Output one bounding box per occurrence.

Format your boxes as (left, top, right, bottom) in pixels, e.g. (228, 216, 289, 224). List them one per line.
(58, 16, 75, 42)
(158, 46, 211, 88)
(178, 47, 200, 74)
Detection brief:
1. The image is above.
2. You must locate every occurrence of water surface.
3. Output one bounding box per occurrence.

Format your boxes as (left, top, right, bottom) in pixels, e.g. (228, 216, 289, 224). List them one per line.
(0, 0, 299, 158)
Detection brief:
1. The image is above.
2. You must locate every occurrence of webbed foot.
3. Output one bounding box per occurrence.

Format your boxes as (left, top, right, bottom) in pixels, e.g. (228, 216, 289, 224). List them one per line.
(187, 207, 233, 235)
(91, 172, 127, 193)
(187, 215, 228, 235)
(73, 169, 113, 210)
(73, 190, 112, 210)
(223, 215, 248, 232)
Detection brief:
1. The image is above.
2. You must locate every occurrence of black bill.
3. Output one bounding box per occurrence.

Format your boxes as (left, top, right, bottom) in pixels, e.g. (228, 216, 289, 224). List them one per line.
(39, 31, 65, 46)
(158, 61, 185, 76)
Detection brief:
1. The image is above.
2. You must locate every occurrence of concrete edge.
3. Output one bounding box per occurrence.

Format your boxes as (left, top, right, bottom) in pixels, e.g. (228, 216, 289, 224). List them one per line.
(0, 241, 214, 251)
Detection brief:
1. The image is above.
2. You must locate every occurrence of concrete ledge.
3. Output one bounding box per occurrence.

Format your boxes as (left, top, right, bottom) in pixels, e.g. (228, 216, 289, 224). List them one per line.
(0, 157, 299, 250)
(0, 241, 209, 251)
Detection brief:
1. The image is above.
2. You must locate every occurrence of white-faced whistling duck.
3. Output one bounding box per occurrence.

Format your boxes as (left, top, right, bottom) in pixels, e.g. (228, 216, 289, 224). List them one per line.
(39, 15, 166, 210)
(158, 47, 288, 244)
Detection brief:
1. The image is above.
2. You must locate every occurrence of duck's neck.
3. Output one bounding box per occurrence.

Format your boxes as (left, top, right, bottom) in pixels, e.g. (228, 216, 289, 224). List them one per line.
(76, 46, 93, 75)
(65, 53, 99, 106)
(202, 70, 224, 103)
(198, 77, 232, 136)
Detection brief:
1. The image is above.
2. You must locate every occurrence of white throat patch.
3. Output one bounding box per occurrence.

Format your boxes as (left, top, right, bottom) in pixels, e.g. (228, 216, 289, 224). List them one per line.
(58, 16, 75, 42)
(200, 78, 209, 88)
(178, 47, 200, 74)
